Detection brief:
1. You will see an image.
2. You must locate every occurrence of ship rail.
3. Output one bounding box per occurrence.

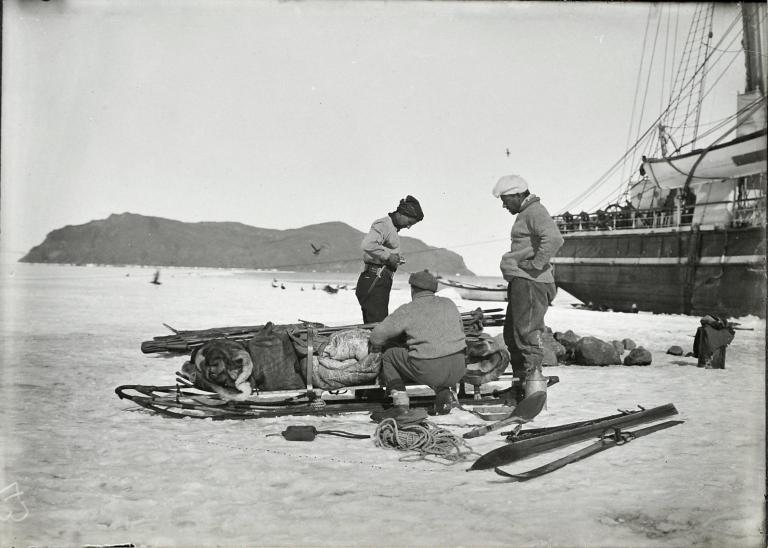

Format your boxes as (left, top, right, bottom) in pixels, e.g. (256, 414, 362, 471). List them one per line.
(554, 196, 765, 234)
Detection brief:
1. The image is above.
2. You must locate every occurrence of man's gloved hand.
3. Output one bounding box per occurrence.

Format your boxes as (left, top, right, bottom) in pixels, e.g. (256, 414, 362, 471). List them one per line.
(385, 253, 401, 270)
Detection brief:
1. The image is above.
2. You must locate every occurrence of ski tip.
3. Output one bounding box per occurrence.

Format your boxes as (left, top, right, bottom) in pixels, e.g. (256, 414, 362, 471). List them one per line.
(469, 456, 495, 471)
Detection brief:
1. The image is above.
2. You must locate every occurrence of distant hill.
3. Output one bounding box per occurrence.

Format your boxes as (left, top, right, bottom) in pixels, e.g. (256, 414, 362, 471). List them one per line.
(20, 212, 474, 275)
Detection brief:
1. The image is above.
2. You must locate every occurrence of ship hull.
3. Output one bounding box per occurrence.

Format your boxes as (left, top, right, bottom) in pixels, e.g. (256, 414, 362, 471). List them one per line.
(552, 225, 766, 317)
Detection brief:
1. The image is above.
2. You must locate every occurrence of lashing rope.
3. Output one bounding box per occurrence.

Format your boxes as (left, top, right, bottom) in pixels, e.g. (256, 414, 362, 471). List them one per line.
(373, 418, 479, 465)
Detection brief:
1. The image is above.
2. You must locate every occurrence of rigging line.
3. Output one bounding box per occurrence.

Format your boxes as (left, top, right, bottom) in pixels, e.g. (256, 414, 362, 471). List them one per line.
(692, 4, 716, 147)
(666, 5, 739, 135)
(559, 7, 742, 214)
(679, 4, 708, 147)
(680, 94, 765, 149)
(660, 5, 673, 117)
(666, 3, 698, 133)
(673, 8, 742, 141)
(654, 99, 767, 184)
(629, 9, 665, 182)
(665, 4, 681, 111)
(622, 4, 654, 187)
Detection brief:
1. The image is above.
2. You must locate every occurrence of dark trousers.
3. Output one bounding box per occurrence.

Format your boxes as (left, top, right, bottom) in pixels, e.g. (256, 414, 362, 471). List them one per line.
(380, 347, 466, 393)
(503, 277, 557, 382)
(355, 271, 392, 323)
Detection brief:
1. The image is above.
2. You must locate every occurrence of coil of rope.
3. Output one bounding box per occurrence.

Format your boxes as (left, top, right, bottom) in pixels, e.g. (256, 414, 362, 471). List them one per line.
(373, 418, 479, 465)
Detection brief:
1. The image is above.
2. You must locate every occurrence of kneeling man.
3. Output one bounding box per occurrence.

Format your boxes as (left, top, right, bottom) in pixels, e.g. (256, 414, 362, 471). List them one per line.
(369, 270, 467, 415)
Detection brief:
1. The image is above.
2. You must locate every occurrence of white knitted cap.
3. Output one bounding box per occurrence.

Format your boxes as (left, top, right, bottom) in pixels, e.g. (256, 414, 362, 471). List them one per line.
(492, 174, 529, 198)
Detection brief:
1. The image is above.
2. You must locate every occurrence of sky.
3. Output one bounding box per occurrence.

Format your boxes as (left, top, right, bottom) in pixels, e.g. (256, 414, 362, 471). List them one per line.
(1, 1, 745, 275)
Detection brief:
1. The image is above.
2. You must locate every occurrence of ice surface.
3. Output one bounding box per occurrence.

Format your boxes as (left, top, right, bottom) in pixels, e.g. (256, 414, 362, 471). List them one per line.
(1, 263, 764, 547)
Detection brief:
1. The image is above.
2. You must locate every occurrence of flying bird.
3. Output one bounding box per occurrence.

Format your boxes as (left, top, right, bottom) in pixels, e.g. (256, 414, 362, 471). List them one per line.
(506, 148, 510, 157)
(310, 242, 328, 255)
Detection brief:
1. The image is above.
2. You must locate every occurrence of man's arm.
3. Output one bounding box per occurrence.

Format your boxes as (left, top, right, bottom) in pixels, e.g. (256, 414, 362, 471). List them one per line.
(361, 219, 396, 264)
(522, 210, 565, 271)
(368, 307, 406, 350)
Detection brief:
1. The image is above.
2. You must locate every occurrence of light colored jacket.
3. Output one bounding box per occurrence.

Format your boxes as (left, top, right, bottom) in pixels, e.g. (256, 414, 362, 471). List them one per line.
(361, 215, 400, 265)
(369, 292, 466, 359)
(500, 195, 564, 284)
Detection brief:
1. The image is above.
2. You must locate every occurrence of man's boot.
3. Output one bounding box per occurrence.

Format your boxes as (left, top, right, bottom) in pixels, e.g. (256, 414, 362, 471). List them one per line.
(431, 387, 455, 415)
(501, 378, 526, 407)
(371, 390, 427, 424)
(392, 389, 410, 412)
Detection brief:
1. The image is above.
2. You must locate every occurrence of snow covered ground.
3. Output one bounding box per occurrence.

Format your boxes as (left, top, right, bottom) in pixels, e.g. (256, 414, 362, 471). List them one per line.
(1, 263, 764, 547)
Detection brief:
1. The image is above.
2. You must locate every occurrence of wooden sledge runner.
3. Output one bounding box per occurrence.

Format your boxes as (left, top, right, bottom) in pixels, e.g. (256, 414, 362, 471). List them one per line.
(115, 374, 560, 421)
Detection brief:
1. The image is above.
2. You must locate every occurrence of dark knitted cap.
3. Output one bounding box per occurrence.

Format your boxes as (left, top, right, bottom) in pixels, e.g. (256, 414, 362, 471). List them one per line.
(408, 270, 437, 292)
(396, 195, 424, 221)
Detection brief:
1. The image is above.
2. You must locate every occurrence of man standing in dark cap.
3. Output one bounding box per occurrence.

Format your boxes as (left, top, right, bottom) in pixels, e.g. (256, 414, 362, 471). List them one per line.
(355, 195, 424, 323)
(492, 174, 564, 403)
(368, 270, 466, 415)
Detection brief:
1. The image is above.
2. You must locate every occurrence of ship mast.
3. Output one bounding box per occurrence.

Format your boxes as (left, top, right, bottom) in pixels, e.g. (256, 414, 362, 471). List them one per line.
(741, 3, 766, 95)
(737, 3, 767, 137)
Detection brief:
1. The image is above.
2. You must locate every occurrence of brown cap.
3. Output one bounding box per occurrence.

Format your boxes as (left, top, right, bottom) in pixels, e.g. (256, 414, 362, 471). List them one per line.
(408, 270, 437, 292)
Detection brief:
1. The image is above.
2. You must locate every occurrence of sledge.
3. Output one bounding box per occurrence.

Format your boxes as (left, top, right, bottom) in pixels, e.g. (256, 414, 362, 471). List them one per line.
(115, 375, 560, 420)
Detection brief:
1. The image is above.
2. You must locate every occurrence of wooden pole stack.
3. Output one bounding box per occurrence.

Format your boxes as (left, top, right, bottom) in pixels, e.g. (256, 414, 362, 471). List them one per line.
(140, 308, 507, 355)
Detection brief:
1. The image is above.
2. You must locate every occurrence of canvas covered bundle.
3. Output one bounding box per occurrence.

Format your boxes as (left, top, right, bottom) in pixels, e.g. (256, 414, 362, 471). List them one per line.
(182, 326, 382, 394)
(463, 333, 510, 386)
(306, 328, 381, 389)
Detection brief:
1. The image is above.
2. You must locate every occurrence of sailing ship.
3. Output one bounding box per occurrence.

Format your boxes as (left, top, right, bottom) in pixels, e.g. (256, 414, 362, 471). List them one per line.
(551, 3, 766, 317)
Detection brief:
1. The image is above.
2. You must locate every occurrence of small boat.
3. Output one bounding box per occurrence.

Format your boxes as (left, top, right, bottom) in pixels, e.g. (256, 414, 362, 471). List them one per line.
(437, 278, 507, 302)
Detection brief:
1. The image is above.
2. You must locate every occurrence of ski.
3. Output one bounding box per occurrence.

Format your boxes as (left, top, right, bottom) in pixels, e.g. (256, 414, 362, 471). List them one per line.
(463, 391, 547, 439)
(493, 420, 684, 481)
(469, 403, 678, 470)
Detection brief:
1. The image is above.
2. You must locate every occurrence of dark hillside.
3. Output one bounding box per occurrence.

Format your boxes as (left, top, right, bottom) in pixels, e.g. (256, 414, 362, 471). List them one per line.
(21, 213, 474, 275)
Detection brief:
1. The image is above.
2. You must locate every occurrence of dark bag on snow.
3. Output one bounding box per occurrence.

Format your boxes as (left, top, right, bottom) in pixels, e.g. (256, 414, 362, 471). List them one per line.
(692, 315, 735, 369)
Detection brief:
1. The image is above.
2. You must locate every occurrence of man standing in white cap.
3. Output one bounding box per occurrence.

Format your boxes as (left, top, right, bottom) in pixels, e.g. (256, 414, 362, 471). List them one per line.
(492, 174, 564, 403)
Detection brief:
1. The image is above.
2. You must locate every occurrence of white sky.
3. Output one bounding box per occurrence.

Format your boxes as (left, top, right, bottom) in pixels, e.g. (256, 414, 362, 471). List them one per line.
(1, 1, 744, 275)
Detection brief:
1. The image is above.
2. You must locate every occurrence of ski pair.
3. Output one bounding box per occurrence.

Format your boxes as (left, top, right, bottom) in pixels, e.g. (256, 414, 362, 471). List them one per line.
(494, 419, 684, 481)
(470, 403, 679, 470)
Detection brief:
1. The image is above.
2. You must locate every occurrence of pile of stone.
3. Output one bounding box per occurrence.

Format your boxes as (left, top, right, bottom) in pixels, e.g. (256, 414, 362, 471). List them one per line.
(541, 328, 652, 367)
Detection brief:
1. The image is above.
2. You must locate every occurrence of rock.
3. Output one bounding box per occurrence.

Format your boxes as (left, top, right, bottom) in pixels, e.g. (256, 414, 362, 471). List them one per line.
(541, 330, 567, 366)
(542, 346, 558, 367)
(574, 336, 622, 366)
(612, 340, 625, 356)
(666, 345, 684, 356)
(555, 329, 580, 346)
(554, 330, 580, 361)
(622, 338, 637, 351)
(624, 347, 652, 366)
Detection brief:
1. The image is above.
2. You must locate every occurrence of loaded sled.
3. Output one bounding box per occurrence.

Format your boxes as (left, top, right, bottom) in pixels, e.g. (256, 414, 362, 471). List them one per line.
(116, 308, 560, 420)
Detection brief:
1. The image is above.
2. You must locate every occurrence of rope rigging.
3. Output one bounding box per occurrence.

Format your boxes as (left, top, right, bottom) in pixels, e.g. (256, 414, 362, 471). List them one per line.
(557, 3, 749, 216)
